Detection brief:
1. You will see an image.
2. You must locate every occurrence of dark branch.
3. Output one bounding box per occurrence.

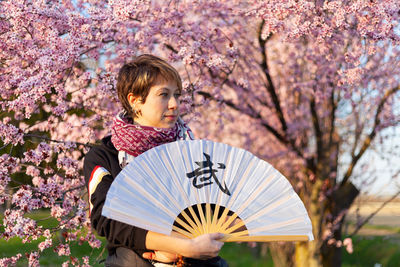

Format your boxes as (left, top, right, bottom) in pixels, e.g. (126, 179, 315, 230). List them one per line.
(164, 43, 178, 54)
(340, 86, 399, 187)
(350, 111, 363, 159)
(328, 86, 338, 148)
(224, 80, 272, 109)
(24, 134, 94, 148)
(310, 97, 323, 161)
(258, 21, 287, 133)
(197, 91, 286, 144)
(349, 190, 400, 237)
(197, 91, 306, 158)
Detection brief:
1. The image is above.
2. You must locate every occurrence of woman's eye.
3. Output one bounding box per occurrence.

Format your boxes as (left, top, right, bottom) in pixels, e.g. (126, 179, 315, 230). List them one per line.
(174, 93, 181, 98)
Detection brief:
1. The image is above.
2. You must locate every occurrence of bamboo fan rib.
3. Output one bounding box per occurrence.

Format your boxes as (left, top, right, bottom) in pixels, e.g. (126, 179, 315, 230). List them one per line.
(102, 140, 314, 242)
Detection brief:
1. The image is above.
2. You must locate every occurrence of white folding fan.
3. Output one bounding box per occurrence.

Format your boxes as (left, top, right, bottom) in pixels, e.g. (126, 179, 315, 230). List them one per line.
(102, 140, 313, 242)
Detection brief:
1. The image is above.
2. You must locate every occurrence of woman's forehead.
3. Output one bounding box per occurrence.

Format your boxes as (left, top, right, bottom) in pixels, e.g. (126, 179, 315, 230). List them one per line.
(151, 77, 179, 90)
(154, 74, 178, 85)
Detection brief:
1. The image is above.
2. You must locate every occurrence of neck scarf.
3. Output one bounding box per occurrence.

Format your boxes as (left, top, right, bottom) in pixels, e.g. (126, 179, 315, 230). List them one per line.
(111, 112, 194, 158)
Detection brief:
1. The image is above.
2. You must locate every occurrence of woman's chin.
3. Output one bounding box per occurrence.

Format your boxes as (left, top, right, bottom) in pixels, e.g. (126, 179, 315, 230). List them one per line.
(134, 118, 176, 128)
(149, 122, 176, 129)
(162, 119, 178, 128)
(163, 122, 177, 129)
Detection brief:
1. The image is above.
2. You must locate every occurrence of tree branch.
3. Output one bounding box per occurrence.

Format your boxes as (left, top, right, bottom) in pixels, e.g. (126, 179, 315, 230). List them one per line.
(328, 86, 338, 149)
(24, 134, 94, 148)
(349, 190, 400, 237)
(197, 91, 286, 143)
(258, 21, 287, 133)
(224, 79, 272, 109)
(340, 86, 399, 187)
(350, 110, 363, 158)
(310, 96, 323, 161)
(350, 93, 366, 159)
(197, 91, 307, 158)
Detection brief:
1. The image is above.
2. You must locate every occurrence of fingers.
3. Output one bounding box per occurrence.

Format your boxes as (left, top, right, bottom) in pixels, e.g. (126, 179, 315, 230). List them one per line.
(208, 232, 225, 240)
(143, 251, 178, 263)
(205, 233, 225, 256)
(184, 233, 225, 259)
(208, 233, 225, 249)
(142, 252, 155, 260)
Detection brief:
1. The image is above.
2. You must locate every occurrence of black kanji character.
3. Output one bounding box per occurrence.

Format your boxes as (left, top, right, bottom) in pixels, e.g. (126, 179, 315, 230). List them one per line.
(186, 153, 231, 196)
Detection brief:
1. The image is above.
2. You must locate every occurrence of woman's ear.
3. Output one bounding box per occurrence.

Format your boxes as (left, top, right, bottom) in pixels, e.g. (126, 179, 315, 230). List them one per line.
(127, 93, 139, 107)
(127, 93, 142, 117)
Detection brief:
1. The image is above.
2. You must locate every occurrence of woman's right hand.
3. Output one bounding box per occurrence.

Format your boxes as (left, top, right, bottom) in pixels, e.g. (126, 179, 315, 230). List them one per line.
(181, 233, 225, 259)
(145, 231, 225, 260)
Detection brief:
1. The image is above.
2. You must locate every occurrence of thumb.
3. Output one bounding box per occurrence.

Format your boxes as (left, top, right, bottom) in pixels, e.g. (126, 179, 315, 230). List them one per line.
(209, 232, 226, 240)
(142, 252, 155, 260)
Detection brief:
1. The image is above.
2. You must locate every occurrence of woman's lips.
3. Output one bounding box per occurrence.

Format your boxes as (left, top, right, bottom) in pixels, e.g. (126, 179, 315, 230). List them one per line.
(164, 115, 177, 120)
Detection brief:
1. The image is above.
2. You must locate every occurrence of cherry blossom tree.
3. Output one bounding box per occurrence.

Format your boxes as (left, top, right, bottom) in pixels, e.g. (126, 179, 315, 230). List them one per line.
(1, 0, 399, 266)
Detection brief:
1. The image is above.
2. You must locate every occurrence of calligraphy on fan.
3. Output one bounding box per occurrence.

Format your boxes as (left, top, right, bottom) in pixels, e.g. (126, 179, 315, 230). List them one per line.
(186, 153, 231, 196)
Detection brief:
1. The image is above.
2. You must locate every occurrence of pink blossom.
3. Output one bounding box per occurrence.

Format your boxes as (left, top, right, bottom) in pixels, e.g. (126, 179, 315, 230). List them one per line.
(26, 166, 40, 177)
(84, 231, 102, 249)
(0, 254, 22, 266)
(0, 0, 399, 264)
(343, 238, 354, 254)
(12, 185, 33, 211)
(23, 142, 52, 165)
(327, 238, 335, 245)
(0, 122, 24, 145)
(51, 205, 65, 218)
(82, 256, 90, 266)
(28, 251, 39, 267)
(56, 157, 79, 177)
(55, 244, 71, 256)
(38, 238, 53, 252)
(0, 154, 18, 192)
(32, 176, 44, 187)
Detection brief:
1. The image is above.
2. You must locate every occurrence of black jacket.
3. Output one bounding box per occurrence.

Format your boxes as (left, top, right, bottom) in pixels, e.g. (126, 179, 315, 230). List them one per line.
(83, 136, 149, 257)
(83, 136, 228, 267)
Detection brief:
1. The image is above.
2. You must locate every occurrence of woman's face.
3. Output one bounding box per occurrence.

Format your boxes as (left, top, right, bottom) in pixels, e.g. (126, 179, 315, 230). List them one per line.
(129, 77, 181, 128)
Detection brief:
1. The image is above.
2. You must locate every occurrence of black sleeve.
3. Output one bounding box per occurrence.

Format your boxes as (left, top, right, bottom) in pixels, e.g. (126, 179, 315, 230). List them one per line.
(83, 146, 149, 251)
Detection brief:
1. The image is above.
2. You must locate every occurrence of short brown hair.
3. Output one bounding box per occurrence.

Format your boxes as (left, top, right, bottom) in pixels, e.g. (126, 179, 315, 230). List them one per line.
(116, 54, 182, 117)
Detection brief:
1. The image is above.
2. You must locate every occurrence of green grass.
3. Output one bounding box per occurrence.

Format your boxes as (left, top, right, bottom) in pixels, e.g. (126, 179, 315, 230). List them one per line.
(3, 236, 400, 266)
(342, 236, 400, 267)
(220, 243, 274, 267)
(2, 236, 400, 266)
(1, 211, 400, 266)
(0, 210, 107, 266)
(0, 237, 273, 266)
(361, 224, 400, 234)
(345, 221, 400, 234)
(0, 236, 106, 266)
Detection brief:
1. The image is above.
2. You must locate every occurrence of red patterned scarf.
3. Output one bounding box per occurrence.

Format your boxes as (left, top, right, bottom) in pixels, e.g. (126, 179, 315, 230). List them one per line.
(111, 112, 194, 157)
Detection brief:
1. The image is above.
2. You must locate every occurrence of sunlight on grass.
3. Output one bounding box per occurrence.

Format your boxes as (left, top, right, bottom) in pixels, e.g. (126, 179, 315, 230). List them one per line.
(1, 210, 400, 266)
(342, 236, 400, 267)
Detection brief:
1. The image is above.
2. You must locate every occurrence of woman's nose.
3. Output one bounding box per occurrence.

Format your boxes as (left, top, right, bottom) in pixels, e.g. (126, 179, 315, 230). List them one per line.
(168, 96, 179, 110)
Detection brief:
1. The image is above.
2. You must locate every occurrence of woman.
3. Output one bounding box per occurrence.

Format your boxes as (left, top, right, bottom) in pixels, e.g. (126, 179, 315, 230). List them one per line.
(84, 54, 228, 266)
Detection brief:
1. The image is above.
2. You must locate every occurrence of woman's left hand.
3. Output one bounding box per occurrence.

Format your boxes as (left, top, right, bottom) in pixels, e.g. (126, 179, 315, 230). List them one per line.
(142, 250, 178, 263)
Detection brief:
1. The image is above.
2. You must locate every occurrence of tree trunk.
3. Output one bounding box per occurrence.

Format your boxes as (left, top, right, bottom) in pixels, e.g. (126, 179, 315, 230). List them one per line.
(295, 200, 322, 267)
(320, 182, 359, 267)
(321, 231, 343, 267)
(268, 242, 295, 267)
(293, 178, 359, 267)
(295, 241, 320, 267)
